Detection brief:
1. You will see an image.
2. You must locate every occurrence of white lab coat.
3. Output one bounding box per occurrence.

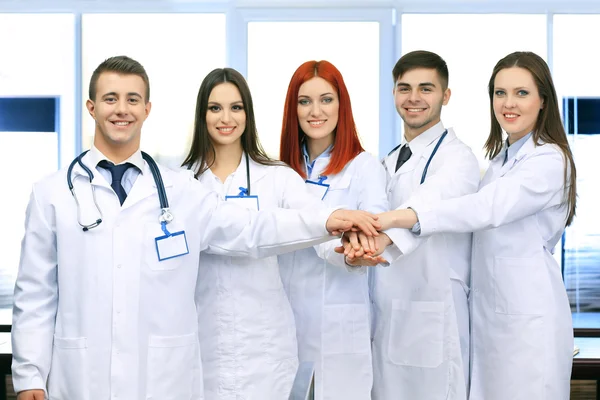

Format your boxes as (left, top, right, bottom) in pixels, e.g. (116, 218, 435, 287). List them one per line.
(413, 136, 573, 400)
(279, 151, 389, 400)
(372, 123, 480, 400)
(196, 156, 325, 400)
(11, 151, 337, 400)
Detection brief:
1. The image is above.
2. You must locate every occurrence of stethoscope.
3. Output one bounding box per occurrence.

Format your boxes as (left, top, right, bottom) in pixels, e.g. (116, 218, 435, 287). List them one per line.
(419, 129, 448, 184)
(237, 152, 252, 196)
(67, 150, 173, 232)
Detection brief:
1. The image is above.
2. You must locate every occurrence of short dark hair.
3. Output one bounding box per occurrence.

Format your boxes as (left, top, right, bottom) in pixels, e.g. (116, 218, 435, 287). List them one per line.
(89, 55, 150, 102)
(392, 50, 449, 90)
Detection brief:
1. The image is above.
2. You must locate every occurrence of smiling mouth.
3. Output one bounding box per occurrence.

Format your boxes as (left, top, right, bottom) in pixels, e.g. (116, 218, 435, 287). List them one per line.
(217, 127, 235, 133)
(111, 121, 132, 126)
(308, 120, 326, 127)
(504, 114, 519, 119)
(405, 108, 426, 113)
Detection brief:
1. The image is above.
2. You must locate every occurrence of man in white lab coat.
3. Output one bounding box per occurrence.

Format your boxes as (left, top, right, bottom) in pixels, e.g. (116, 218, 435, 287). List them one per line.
(359, 50, 480, 399)
(11, 56, 380, 400)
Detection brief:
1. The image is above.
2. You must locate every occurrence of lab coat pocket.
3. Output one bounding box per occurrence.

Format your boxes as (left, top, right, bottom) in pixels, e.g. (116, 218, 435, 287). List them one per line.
(146, 333, 197, 400)
(388, 300, 444, 368)
(47, 336, 88, 400)
(322, 304, 370, 355)
(493, 256, 545, 315)
(144, 222, 187, 271)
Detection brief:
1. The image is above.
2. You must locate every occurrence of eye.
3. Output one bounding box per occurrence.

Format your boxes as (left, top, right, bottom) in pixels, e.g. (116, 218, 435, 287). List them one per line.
(298, 99, 310, 106)
(209, 105, 221, 112)
(421, 87, 432, 92)
(321, 97, 333, 104)
(517, 90, 529, 96)
(105, 97, 116, 103)
(494, 90, 505, 97)
(397, 87, 409, 93)
(128, 98, 139, 104)
(232, 104, 244, 111)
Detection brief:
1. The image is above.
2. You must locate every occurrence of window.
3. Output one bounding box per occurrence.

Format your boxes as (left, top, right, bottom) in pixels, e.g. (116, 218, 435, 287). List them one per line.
(554, 15, 600, 330)
(247, 18, 383, 158)
(0, 14, 74, 315)
(81, 13, 226, 168)
(401, 14, 547, 168)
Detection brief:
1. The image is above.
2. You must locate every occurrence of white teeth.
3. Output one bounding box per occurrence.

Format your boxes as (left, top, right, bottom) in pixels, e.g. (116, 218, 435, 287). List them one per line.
(309, 120, 325, 127)
(113, 121, 130, 126)
(408, 108, 425, 112)
(218, 127, 234, 133)
(505, 114, 518, 118)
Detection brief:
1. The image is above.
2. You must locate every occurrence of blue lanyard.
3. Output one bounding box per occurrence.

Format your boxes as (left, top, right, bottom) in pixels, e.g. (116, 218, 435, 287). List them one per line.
(420, 130, 448, 184)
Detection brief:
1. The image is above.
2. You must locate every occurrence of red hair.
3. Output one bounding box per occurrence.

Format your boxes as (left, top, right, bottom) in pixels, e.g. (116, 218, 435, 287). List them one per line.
(279, 60, 364, 179)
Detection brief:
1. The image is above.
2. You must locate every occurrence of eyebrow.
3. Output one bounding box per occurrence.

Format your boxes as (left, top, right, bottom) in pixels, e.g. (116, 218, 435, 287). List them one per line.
(494, 86, 530, 91)
(102, 92, 143, 98)
(298, 92, 334, 98)
(207, 100, 243, 105)
(397, 82, 436, 88)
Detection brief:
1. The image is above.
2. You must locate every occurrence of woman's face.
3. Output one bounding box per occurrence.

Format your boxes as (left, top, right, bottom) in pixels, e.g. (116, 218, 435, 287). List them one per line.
(206, 82, 246, 148)
(297, 77, 339, 142)
(492, 67, 543, 143)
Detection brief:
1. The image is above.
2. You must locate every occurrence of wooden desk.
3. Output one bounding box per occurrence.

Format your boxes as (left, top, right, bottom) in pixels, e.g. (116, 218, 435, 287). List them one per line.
(573, 337, 600, 400)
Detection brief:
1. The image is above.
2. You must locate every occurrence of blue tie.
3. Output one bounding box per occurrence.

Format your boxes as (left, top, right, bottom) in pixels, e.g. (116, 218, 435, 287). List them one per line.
(395, 144, 412, 172)
(98, 160, 133, 205)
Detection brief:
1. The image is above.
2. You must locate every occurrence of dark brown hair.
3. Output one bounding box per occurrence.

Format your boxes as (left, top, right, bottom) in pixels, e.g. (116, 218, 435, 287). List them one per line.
(392, 50, 449, 89)
(89, 55, 150, 102)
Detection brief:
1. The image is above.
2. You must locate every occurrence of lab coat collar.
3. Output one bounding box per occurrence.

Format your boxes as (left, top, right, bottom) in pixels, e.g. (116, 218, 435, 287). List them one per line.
(405, 121, 446, 161)
(121, 160, 173, 210)
(385, 121, 447, 176)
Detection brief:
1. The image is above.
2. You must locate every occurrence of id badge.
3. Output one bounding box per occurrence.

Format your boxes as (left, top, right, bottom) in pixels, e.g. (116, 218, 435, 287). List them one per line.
(225, 186, 259, 211)
(225, 195, 260, 211)
(305, 176, 330, 200)
(155, 222, 189, 261)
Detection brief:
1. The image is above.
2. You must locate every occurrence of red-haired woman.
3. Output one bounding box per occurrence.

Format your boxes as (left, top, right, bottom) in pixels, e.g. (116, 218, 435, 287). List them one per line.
(278, 60, 388, 400)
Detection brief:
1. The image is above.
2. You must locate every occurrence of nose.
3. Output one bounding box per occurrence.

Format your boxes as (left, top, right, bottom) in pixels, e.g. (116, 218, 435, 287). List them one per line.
(220, 108, 232, 124)
(503, 94, 517, 109)
(310, 102, 323, 117)
(115, 99, 128, 114)
(408, 90, 421, 103)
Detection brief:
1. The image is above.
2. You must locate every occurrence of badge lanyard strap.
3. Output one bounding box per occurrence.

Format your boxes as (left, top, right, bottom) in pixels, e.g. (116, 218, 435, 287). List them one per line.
(236, 152, 252, 196)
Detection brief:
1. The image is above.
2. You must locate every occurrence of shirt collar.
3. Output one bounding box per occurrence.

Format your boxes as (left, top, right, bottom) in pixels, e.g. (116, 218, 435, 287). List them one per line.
(89, 145, 145, 174)
(302, 141, 333, 166)
(404, 121, 446, 157)
(503, 132, 532, 164)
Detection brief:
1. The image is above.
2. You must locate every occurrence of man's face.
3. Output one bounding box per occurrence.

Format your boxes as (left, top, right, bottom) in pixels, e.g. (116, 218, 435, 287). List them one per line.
(86, 72, 151, 156)
(393, 67, 450, 138)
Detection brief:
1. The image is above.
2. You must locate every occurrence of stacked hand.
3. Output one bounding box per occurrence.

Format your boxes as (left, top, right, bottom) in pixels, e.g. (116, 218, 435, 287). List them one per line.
(326, 209, 382, 237)
(331, 209, 418, 267)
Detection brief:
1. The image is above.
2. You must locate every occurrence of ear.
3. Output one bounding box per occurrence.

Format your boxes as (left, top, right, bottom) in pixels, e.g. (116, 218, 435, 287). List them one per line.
(144, 101, 152, 118)
(86, 99, 96, 119)
(442, 88, 451, 106)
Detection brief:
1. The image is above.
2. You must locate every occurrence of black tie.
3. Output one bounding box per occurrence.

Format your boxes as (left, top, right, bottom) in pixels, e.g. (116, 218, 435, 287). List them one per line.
(98, 160, 133, 205)
(395, 145, 412, 172)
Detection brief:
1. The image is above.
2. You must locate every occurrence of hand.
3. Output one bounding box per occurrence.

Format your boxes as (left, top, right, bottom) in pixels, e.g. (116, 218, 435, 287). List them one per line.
(339, 231, 378, 256)
(326, 210, 381, 236)
(17, 390, 45, 400)
(335, 233, 392, 264)
(377, 209, 418, 231)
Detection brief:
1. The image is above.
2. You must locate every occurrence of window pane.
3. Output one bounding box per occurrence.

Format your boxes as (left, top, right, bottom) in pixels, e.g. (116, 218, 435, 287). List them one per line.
(0, 132, 58, 309)
(554, 15, 600, 327)
(402, 14, 547, 167)
(248, 21, 380, 158)
(82, 13, 226, 168)
(0, 14, 74, 317)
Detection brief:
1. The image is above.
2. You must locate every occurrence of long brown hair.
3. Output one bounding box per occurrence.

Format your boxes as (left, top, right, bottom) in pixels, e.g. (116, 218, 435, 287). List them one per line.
(279, 60, 363, 179)
(484, 51, 576, 226)
(182, 68, 278, 177)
